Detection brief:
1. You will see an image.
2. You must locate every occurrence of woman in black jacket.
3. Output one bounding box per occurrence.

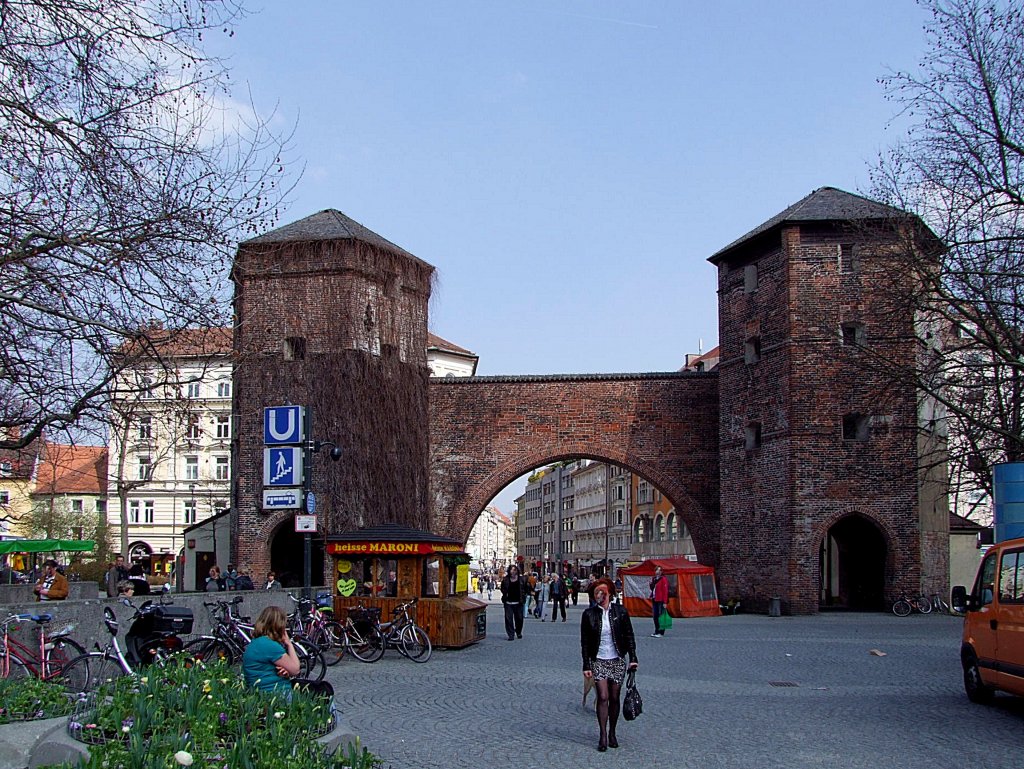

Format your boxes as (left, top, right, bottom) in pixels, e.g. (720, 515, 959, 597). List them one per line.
(580, 576, 638, 752)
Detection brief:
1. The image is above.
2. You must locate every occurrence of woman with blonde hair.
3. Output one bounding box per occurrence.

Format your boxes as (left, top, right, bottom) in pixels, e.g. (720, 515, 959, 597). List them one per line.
(242, 605, 300, 695)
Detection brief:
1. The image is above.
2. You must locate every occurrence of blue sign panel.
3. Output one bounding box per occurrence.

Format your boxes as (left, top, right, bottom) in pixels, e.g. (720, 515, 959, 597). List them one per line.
(264, 406, 305, 445)
(306, 492, 317, 514)
(263, 447, 304, 487)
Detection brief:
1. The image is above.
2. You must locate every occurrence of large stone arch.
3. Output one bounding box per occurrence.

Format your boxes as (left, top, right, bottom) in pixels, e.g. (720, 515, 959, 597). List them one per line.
(428, 372, 721, 567)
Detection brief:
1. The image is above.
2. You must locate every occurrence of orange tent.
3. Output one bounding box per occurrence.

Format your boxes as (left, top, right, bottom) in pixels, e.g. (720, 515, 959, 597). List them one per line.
(619, 558, 721, 618)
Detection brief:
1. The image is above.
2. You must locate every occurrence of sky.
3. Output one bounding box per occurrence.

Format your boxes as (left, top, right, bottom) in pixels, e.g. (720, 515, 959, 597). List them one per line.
(211, 1, 933, 514)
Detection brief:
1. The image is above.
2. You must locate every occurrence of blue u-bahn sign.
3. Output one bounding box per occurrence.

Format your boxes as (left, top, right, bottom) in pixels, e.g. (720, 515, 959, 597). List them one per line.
(264, 405, 305, 445)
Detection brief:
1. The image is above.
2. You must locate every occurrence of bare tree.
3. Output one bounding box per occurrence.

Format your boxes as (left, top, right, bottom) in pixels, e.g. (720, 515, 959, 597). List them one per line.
(868, 0, 1024, 514)
(0, 0, 289, 451)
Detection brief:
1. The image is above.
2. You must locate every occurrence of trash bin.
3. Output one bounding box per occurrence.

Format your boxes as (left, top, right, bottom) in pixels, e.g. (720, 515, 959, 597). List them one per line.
(768, 597, 781, 617)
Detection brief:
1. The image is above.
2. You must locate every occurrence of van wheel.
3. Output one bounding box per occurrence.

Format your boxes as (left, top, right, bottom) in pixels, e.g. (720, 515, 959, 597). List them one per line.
(963, 655, 995, 704)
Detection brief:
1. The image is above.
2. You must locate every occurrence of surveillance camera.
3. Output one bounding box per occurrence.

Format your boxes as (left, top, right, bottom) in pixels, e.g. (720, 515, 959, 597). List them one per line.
(329, 446, 343, 461)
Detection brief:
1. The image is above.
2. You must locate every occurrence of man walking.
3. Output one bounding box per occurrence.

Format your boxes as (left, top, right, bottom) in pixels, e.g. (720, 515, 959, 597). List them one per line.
(549, 572, 567, 622)
(500, 565, 526, 640)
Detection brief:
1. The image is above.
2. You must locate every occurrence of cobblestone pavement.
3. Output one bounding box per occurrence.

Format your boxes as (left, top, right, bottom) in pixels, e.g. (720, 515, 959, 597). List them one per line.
(326, 603, 1023, 769)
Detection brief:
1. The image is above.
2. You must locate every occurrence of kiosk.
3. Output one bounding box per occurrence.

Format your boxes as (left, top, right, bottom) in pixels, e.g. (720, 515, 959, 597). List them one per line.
(326, 524, 487, 648)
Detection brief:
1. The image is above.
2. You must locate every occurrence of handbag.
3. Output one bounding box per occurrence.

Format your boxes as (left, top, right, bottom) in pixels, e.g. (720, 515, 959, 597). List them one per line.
(622, 669, 643, 721)
(658, 609, 673, 630)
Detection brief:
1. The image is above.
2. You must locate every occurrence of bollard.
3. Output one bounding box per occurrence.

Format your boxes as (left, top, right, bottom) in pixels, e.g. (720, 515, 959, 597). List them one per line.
(768, 597, 781, 617)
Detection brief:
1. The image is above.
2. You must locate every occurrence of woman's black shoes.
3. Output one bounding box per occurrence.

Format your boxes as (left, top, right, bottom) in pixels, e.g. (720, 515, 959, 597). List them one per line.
(608, 735, 618, 749)
(597, 741, 607, 752)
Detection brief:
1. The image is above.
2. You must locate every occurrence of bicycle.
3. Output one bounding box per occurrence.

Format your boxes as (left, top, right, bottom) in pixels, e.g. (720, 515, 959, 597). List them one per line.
(338, 604, 386, 663)
(286, 593, 346, 666)
(375, 598, 432, 663)
(928, 592, 959, 615)
(892, 591, 932, 617)
(0, 612, 85, 681)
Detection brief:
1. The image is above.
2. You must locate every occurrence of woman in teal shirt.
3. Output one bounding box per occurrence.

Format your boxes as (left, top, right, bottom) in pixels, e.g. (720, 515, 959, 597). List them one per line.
(242, 606, 300, 694)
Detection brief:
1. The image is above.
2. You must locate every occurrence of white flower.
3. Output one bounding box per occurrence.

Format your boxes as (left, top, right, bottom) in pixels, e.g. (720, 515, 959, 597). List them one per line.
(140, 677, 148, 684)
(273, 711, 285, 719)
(174, 750, 194, 766)
(121, 725, 130, 733)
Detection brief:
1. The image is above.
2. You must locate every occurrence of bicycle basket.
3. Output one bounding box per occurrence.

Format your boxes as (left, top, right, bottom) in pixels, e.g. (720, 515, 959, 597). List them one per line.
(348, 607, 381, 634)
(315, 592, 333, 608)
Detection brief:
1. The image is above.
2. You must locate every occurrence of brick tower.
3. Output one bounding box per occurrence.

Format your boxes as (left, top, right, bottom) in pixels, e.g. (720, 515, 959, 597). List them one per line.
(710, 188, 949, 613)
(230, 210, 435, 582)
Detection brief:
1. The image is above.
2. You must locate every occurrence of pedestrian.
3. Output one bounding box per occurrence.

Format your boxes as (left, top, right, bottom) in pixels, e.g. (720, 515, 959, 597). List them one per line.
(549, 573, 567, 622)
(128, 562, 150, 595)
(206, 565, 225, 592)
(264, 570, 282, 590)
(569, 573, 579, 606)
(487, 576, 494, 601)
(535, 574, 550, 620)
(116, 579, 135, 597)
(235, 568, 255, 590)
(225, 564, 239, 591)
(524, 571, 538, 615)
(650, 565, 668, 637)
(105, 555, 129, 598)
(33, 559, 69, 601)
(580, 576, 638, 752)
(499, 565, 526, 640)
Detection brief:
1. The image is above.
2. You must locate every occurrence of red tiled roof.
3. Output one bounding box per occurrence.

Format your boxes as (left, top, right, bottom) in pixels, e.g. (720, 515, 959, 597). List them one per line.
(34, 444, 108, 496)
(427, 332, 476, 357)
(118, 327, 232, 358)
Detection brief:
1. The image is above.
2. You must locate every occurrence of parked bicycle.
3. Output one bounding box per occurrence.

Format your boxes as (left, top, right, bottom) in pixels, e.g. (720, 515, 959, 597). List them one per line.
(892, 591, 932, 617)
(338, 604, 386, 663)
(374, 598, 431, 663)
(0, 612, 84, 681)
(286, 593, 346, 666)
(928, 592, 960, 615)
(61, 598, 193, 693)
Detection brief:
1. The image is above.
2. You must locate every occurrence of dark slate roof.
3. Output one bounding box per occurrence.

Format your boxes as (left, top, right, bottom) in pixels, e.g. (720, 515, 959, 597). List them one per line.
(242, 209, 425, 265)
(709, 187, 911, 264)
(327, 523, 463, 546)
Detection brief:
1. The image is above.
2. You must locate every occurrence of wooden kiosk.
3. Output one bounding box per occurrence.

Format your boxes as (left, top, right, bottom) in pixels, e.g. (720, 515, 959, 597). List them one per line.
(326, 524, 487, 648)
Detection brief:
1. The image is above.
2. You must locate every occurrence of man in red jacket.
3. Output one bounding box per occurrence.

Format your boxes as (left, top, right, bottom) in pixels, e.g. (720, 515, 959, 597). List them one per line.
(649, 566, 668, 637)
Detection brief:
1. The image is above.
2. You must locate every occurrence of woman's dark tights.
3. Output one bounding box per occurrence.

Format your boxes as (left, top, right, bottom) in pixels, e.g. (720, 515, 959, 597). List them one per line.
(593, 679, 622, 746)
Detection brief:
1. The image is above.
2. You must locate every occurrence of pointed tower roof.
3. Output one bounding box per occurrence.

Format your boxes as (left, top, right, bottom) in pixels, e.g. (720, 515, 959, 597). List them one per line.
(708, 187, 913, 264)
(242, 209, 422, 263)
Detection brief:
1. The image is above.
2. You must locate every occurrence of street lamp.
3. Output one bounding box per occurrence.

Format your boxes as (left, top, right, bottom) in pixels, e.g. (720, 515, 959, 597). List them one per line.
(303, 428, 341, 598)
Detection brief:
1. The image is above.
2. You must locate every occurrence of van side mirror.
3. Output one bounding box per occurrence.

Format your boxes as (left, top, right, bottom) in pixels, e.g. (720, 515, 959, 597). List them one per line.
(951, 585, 970, 613)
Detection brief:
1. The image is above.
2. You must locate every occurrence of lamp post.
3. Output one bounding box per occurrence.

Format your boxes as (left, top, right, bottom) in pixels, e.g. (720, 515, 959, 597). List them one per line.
(302, 406, 341, 598)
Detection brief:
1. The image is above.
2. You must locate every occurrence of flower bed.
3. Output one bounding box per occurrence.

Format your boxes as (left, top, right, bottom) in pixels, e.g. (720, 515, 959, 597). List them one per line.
(0, 675, 76, 723)
(48, 658, 379, 768)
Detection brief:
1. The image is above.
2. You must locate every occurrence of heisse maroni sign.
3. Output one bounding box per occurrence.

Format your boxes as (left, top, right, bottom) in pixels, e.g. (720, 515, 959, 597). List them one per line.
(326, 541, 464, 555)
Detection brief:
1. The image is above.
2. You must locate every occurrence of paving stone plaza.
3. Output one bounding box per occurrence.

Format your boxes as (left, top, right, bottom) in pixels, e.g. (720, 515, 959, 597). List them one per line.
(326, 603, 1020, 769)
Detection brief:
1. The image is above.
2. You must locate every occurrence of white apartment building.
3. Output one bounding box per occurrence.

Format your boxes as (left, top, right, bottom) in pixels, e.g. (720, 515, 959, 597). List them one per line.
(465, 505, 516, 572)
(106, 328, 233, 574)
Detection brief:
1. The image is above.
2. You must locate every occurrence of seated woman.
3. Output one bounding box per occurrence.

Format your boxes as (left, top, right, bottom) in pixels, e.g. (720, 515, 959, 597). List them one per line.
(241, 606, 301, 696)
(116, 579, 135, 597)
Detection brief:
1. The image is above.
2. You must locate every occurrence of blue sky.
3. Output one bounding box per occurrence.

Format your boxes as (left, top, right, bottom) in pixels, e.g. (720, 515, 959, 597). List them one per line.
(217, 1, 932, 513)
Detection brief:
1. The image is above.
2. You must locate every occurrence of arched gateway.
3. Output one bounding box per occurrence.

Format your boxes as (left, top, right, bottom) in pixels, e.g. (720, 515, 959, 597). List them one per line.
(428, 372, 721, 566)
(228, 188, 951, 614)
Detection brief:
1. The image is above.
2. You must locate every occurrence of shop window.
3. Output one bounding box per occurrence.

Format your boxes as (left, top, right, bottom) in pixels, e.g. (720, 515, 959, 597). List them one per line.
(422, 557, 440, 597)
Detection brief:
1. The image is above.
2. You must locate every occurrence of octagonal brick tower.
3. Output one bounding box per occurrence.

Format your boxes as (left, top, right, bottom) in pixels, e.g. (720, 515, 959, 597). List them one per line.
(230, 210, 435, 580)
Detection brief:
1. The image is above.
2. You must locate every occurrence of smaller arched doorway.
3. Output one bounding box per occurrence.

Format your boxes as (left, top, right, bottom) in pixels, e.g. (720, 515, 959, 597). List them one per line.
(820, 515, 887, 611)
(128, 541, 153, 573)
(269, 522, 325, 589)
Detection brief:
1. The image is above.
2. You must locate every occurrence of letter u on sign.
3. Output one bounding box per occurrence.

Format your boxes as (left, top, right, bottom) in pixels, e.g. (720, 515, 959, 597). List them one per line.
(264, 406, 306, 445)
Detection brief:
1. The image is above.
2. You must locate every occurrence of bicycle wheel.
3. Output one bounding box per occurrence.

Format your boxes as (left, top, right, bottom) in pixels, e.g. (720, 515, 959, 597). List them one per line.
(294, 638, 325, 682)
(320, 621, 346, 667)
(892, 599, 912, 617)
(916, 597, 933, 614)
(400, 624, 432, 663)
(0, 650, 31, 680)
(346, 625, 385, 663)
(89, 655, 127, 690)
(56, 653, 94, 693)
(183, 637, 236, 665)
(45, 638, 86, 678)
